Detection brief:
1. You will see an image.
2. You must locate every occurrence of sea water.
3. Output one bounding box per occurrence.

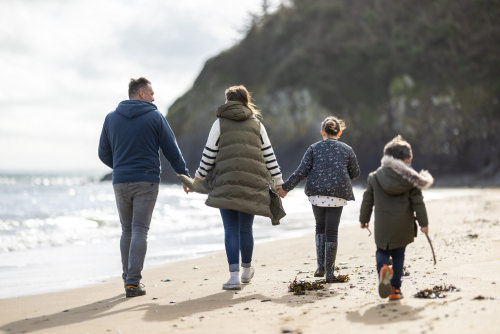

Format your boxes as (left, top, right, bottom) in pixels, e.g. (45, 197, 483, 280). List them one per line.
(0, 174, 465, 298)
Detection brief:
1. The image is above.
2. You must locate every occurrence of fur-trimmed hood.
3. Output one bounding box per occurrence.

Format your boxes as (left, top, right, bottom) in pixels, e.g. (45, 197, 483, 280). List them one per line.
(381, 155, 434, 189)
(360, 155, 431, 249)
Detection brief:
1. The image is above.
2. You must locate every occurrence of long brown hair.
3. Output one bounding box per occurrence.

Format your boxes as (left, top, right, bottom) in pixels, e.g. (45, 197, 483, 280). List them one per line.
(225, 85, 261, 116)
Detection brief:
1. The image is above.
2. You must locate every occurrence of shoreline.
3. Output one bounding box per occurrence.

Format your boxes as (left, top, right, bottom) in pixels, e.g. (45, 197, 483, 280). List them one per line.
(1, 187, 482, 300)
(1, 189, 499, 333)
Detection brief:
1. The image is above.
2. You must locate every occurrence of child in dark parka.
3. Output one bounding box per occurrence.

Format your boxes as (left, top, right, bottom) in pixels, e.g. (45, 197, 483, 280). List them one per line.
(359, 135, 433, 300)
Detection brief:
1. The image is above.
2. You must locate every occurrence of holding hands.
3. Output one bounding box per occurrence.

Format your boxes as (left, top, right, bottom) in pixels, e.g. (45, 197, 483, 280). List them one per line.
(276, 185, 288, 198)
(182, 183, 191, 194)
(182, 176, 202, 194)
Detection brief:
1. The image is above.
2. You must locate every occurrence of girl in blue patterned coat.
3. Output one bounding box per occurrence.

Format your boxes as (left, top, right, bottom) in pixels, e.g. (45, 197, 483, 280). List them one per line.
(277, 116, 360, 282)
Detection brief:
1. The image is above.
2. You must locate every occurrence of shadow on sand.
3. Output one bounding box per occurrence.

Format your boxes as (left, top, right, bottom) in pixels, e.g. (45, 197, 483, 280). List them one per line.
(0, 295, 127, 333)
(0, 284, 342, 332)
(346, 301, 426, 325)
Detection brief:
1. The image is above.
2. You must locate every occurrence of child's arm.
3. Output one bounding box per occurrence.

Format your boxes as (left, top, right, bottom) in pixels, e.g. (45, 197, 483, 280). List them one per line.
(359, 175, 374, 225)
(347, 150, 361, 180)
(410, 188, 429, 233)
(281, 146, 313, 193)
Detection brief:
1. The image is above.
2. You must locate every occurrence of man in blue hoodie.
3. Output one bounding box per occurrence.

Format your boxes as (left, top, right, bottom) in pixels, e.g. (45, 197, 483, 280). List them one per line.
(98, 77, 190, 297)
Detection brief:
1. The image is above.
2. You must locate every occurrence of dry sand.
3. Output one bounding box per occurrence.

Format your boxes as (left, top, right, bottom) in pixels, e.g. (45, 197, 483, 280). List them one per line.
(1, 188, 499, 334)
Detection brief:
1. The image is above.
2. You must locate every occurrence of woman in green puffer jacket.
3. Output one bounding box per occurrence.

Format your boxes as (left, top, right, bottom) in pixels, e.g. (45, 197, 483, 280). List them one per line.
(180, 85, 285, 291)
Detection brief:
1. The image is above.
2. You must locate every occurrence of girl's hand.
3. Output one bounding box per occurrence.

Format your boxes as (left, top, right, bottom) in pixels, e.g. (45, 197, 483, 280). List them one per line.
(276, 185, 287, 198)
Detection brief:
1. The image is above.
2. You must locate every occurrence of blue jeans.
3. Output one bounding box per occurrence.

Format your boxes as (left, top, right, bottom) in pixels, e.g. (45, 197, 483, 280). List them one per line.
(312, 205, 343, 242)
(220, 209, 254, 272)
(376, 246, 406, 289)
(113, 182, 159, 286)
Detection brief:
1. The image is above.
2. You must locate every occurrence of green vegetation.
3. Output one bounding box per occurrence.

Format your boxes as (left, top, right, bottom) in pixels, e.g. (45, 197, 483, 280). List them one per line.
(165, 0, 500, 184)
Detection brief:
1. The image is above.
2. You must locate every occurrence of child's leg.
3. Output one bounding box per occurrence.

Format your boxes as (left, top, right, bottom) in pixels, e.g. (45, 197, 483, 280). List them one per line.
(376, 248, 390, 276)
(324, 207, 343, 242)
(311, 205, 326, 276)
(389, 246, 406, 289)
(324, 207, 342, 282)
(376, 248, 393, 298)
(311, 205, 326, 234)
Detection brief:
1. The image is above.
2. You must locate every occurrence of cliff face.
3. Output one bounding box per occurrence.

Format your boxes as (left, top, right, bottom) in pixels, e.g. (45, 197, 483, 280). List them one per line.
(162, 0, 500, 184)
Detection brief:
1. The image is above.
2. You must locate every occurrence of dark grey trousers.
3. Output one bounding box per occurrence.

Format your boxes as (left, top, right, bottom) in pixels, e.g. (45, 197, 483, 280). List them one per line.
(113, 182, 159, 286)
(312, 205, 343, 242)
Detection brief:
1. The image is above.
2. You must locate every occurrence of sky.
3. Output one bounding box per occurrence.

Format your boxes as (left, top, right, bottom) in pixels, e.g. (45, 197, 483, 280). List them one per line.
(0, 0, 276, 175)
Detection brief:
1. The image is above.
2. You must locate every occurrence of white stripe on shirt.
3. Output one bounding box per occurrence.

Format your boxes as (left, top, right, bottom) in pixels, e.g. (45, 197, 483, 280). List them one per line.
(195, 118, 283, 184)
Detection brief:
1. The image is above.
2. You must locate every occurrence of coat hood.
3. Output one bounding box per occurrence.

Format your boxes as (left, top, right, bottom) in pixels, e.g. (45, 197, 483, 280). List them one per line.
(216, 101, 254, 121)
(376, 155, 434, 195)
(115, 100, 157, 119)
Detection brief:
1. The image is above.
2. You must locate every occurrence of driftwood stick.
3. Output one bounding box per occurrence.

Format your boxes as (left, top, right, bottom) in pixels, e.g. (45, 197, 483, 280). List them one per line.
(425, 233, 437, 265)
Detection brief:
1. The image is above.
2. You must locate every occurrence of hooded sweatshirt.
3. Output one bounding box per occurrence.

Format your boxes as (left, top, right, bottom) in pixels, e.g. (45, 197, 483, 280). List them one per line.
(359, 155, 434, 250)
(98, 100, 189, 184)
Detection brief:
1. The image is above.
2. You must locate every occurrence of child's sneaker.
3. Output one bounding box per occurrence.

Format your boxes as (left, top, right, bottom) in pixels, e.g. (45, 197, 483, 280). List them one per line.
(388, 286, 403, 301)
(378, 264, 394, 298)
(241, 267, 255, 283)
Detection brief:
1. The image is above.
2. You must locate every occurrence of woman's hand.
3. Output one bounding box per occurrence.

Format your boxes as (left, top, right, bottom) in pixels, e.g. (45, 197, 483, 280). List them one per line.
(276, 185, 288, 198)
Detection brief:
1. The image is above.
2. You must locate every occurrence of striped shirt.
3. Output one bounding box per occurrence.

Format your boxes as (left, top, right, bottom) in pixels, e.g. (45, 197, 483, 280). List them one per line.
(195, 118, 283, 185)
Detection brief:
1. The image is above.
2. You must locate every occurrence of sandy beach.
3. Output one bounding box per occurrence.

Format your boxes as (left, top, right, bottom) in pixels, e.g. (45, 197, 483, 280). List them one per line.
(1, 188, 499, 334)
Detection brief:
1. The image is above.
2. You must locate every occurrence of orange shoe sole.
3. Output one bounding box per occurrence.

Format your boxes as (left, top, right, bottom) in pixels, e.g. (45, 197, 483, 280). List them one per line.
(378, 265, 394, 298)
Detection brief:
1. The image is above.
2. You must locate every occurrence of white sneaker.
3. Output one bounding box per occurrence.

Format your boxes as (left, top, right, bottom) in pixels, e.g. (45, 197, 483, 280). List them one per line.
(241, 267, 255, 284)
(222, 272, 241, 290)
(222, 278, 241, 290)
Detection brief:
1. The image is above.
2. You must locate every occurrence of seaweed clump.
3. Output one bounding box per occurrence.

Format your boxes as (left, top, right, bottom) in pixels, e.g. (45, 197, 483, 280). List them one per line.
(414, 284, 459, 299)
(328, 275, 350, 283)
(288, 275, 350, 295)
(288, 277, 325, 295)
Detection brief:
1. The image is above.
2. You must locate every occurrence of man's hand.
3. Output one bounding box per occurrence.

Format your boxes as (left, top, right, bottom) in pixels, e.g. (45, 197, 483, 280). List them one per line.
(182, 183, 191, 194)
(421, 226, 429, 235)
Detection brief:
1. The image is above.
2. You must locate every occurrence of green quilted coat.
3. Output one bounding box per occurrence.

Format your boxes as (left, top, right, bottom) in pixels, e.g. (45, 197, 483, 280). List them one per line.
(359, 155, 433, 250)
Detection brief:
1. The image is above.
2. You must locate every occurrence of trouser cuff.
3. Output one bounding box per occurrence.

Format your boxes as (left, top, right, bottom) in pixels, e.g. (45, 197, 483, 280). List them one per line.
(229, 263, 240, 272)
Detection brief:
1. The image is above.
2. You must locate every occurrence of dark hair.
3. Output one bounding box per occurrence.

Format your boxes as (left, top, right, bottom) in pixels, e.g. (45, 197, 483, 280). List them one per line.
(128, 77, 151, 98)
(321, 116, 346, 137)
(225, 85, 261, 116)
(383, 135, 413, 161)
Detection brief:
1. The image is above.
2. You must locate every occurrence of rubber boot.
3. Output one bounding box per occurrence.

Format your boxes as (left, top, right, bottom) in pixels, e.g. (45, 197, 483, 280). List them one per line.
(314, 234, 326, 277)
(325, 241, 338, 283)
